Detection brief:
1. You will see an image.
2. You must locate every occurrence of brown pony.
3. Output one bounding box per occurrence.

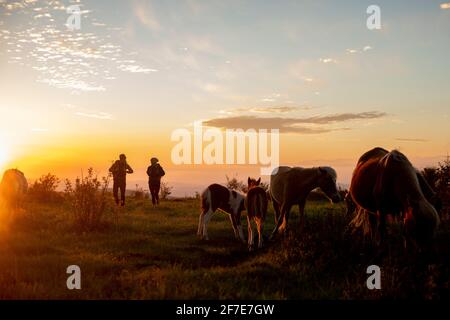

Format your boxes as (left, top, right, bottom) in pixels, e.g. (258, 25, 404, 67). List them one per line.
(349, 147, 440, 249)
(269, 166, 342, 238)
(245, 177, 268, 251)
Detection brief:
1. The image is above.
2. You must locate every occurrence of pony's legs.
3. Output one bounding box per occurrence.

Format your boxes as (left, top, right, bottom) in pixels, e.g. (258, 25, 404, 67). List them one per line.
(247, 215, 254, 251)
(257, 218, 264, 249)
(280, 203, 292, 233)
(378, 212, 387, 245)
(298, 199, 306, 232)
(202, 209, 213, 240)
(272, 199, 281, 225)
(235, 212, 246, 242)
(229, 214, 239, 239)
(197, 211, 205, 237)
(271, 203, 292, 238)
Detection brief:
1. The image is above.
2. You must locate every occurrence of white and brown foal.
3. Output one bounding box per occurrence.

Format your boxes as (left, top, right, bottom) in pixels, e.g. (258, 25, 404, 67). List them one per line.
(245, 178, 268, 251)
(198, 184, 246, 242)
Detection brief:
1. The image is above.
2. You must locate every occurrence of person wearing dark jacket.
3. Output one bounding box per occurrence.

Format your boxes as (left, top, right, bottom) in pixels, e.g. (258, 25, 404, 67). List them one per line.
(146, 157, 165, 205)
(109, 154, 133, 206)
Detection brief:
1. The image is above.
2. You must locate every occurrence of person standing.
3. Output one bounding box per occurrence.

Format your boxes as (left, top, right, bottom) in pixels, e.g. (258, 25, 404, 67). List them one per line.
(146, 157, 165, 205)
(109, 154, 133, 206)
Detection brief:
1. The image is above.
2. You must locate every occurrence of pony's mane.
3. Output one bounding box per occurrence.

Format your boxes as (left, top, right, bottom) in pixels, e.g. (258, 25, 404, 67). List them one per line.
(389, 149, 411, 163)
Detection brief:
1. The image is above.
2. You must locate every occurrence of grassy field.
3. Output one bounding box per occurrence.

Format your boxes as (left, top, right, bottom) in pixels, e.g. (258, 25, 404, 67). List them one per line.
(0, 197, 449, 300)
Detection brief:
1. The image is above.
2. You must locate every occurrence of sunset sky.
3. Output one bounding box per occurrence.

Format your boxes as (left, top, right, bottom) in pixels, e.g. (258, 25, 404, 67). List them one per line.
(1, 0, 449, 196)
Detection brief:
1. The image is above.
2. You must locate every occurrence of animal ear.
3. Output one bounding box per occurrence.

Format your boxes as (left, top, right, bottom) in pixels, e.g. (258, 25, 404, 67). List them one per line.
(319, 167, 326, 175)
(248, 177, 251, 184)
(257, 178, 261, 185)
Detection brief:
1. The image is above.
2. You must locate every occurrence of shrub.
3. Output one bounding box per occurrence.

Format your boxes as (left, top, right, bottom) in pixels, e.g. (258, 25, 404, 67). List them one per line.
(225, 175, 269, 193)
(64, 168, 111, 231)
(160, 182, 173, 200)
(225, 174, 247, 193)
(28, 173, 61, 203)
(134, 184, 148, 200)
(422, 158, 450, 216)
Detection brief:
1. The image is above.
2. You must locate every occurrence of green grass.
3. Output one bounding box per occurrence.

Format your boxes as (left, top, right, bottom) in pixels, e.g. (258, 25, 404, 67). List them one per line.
(0, 198, 449, 299)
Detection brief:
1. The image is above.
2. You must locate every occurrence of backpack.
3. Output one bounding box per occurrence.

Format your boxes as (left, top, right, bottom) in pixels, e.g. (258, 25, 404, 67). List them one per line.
(148, 164, 163, 178)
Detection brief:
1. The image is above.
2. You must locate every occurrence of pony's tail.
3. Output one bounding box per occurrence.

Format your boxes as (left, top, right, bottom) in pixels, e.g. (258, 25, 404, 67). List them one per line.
(200, 188, 210, 213)
(349, 207, 376, 239)
(257, 192, 268, 220)
(266, 190, 272, 202)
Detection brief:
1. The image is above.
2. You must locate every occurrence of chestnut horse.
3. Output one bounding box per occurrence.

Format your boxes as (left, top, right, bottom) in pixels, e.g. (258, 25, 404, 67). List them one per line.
(245, 177, 268, 251)
(349, 147, 440, 249)
(269, 166, 342, 238)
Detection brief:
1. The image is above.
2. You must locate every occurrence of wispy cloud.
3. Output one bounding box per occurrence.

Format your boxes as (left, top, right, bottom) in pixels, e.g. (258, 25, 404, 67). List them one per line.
(440, 3, 450, 9)
(261, 93, 281, 102)
(0, 0, 158, 93)
(346, 49, 358, 54)
(319, 58, 338, 64)
(395, 138, 429, 142)
(75, 112, 113, 120)
(133, 0, 161, 31)
(117, 64, 158, 73)
(220, 106, 300, 114)
(347, 46, 373, 54)
(204, 111, 386, 134)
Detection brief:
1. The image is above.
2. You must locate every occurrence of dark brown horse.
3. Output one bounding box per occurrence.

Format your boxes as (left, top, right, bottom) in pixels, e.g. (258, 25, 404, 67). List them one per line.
(245, 177, 268, 251)
(349, 147, 440, 249)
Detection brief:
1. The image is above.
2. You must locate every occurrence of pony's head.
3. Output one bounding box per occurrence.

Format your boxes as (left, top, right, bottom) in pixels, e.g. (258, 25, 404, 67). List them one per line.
(404, 197, 440, 251)
(386, 150, 440, 250)
(344, 191, 356, 216)
(317, 167, 341, 203)
(247, 177, 261, 190)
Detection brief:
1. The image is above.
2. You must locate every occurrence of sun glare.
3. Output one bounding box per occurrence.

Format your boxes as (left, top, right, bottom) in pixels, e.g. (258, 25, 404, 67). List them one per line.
(0, 138, 10, 170)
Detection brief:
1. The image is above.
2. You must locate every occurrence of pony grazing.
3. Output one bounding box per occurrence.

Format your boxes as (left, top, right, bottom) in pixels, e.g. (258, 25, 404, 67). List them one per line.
(269, 166, 341, 238)
(245, 177, 268, 251)
(0, 169, 28, 214)
(349, 147, 440, 249)
(198, 184, 246, 242)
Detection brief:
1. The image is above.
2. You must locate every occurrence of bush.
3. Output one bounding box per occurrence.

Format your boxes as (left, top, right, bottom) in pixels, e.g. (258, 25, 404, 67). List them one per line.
(160, 182, 173, 200)
(134, 184, 148, 200)
(422, 157, 450, 216)
(225, 174, 247, 193)
(28, 173, 61, 203)
(64, 168, 111, 231)
(225, 175, 268, 193)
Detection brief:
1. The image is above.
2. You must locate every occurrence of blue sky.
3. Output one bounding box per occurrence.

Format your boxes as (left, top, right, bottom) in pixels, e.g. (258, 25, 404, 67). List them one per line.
(0, 0, 449, 195)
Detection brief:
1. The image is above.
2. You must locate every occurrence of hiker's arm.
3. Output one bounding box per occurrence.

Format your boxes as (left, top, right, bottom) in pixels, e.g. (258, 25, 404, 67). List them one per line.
(127, 164, 134, 174)
(146, 167, 151, 177)
(160, 166, 165, 177)
(109, 163, 115, 173)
